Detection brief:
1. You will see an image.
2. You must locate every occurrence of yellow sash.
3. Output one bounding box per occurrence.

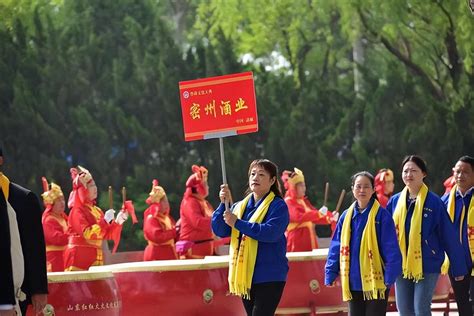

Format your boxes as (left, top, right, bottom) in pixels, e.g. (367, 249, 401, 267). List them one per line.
(0, 172, 10, 200)
(443, 185, 474, 276)
(393, 184, 428, 281)
(229, 192, 275, 299)
(340, 200, 386, 301)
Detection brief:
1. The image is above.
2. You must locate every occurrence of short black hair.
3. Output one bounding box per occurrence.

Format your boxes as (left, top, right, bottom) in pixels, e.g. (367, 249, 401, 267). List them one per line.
(0, 145, 2, 157)
(458, 155, 474, 169)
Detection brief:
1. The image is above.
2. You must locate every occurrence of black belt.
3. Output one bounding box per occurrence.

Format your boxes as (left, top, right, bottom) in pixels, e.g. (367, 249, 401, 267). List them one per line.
(194, 239, 214, 244)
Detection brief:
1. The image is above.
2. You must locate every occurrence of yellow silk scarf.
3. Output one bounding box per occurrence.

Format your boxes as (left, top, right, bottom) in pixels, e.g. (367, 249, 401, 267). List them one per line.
(442, 185, 474, 276)
(340, 200, 386, 301)
(0, 172, 10, 200)
(393, 184, 428, 281)
(228, 192, 275, 299)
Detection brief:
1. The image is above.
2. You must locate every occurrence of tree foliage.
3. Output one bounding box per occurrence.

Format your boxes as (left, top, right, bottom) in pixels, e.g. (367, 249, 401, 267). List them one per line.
(0, 0, 472, 250)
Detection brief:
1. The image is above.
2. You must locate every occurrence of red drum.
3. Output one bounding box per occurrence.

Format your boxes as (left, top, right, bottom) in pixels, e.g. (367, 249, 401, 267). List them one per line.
(276, 250, 348, 315)
(91, 257, 244, 316)
(27, 271, 121, 315)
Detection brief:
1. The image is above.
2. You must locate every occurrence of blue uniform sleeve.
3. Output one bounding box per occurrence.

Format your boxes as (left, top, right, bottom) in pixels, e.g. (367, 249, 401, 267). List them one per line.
(386, 195, 396, 216)
(437, 197, 468, 277)
(233, 198, 289, 243)
(378, 209, 402, 285)
(211, 203, 232, 237)
(325, 211, 346, 285)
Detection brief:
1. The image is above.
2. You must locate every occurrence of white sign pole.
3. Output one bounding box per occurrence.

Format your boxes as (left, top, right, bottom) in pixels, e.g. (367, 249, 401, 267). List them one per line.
(219, 137, 230, 212)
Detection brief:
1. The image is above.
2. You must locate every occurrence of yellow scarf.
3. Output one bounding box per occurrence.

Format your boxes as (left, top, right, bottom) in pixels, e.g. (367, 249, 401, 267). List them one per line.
(393, 184, 428, 281)
(0, 172, 10, 200)
(442, 185, 474, 276)
(228, 192, 275, 299)
(340, 200, 386, 301)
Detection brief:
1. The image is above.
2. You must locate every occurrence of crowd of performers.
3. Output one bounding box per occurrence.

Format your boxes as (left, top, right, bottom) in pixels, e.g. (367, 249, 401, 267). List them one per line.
(40, 164, 339, 271)
(38, 155, 474, 315)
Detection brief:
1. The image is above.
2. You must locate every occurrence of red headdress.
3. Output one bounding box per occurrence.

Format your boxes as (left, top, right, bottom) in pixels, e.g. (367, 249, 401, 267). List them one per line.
(146, 179, 167, 205)
(374, 168, 394, 197)
(41, 176, 65, 220)
(68, 166, 94, 208)
(144, 179, 169, 218)
(281, 168, 305, 198)
(185, 165, 209, 197)
(443, 175, 455, 195)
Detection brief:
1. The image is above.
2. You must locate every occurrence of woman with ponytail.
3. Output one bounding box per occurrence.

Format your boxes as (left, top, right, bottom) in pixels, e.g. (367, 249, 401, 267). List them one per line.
(386, 155, 467, 316)
(212, 159, 289, 316)
(325, 171, 401, 316)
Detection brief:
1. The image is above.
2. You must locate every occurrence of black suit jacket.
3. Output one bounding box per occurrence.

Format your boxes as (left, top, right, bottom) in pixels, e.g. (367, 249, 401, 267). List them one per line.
(0, 182, 48, 305)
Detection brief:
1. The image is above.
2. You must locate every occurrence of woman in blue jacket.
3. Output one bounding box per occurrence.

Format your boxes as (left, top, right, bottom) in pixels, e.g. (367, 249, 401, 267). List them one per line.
(325, 171, 401, 316)
(386, 155, 467, 316)
(212, 159, 289, 316)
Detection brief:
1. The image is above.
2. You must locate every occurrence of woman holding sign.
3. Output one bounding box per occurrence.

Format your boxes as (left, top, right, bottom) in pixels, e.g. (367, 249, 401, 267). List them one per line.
(325, 171, 401, 316)
(212, 159, 289, 316)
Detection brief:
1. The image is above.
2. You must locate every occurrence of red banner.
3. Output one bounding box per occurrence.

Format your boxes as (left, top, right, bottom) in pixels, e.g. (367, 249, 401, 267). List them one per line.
(179, 72, 258, 141)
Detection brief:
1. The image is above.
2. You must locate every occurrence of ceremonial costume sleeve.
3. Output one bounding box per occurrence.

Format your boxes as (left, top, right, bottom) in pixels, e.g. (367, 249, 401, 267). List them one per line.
(43, 217, 68, 246)
(144, 216, 176, 244)
(181, 197, 211, 231)
(288, 200, 320, 223)
(70, 207, 117, 240)
(234, 198, 289, 243)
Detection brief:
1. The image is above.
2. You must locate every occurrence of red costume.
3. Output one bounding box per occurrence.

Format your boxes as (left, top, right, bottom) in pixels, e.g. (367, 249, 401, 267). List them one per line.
(64, 166, 123, 271)
(443, 175, 455, 196)
(41, 177, 68, 272)
(143, 180, 178, 260)
(282, 168, 336, 252)
(178, 165, 214, 258)
(374, 168, 394, 208)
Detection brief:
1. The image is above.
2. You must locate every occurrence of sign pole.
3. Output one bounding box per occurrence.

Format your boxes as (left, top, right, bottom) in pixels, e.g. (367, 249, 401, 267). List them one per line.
(219, 137, 230, 212)
(219, 137, 227, 184)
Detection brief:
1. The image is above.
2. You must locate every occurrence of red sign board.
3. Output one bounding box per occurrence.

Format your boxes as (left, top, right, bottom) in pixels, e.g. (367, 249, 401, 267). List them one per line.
(179, 72, 258, 141)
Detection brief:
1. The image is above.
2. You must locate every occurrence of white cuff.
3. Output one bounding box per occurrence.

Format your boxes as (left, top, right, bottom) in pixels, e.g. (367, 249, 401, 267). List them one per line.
(0, 304, 14, 310)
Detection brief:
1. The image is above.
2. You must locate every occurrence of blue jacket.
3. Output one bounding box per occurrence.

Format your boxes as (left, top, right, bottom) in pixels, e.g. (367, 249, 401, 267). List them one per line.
(441, 188, 473, 275)
(386, 190, 467, 277)
(212, 193, 289, 284)
(325, 199, 402, 290)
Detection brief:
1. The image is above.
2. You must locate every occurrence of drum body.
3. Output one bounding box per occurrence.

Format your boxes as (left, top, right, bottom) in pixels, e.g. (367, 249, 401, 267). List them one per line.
(91, 257, 244, 316)
(27, 271, 121, 315)
(277, 250, 348, 315)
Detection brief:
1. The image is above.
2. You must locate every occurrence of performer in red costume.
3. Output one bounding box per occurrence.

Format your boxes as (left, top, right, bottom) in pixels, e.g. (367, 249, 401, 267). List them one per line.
(282, 168, 338, 251)
(177, 165, 214, 258)
(443, 175, 456, 196)
(374, 168, 395, 208)
(41, 177, 68, 272)
(64, 166, 128, 271)
(143, 179, 178, 260)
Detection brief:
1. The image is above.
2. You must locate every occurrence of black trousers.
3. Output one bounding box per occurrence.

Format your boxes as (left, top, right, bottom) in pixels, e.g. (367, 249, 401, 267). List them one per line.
(348, 289, 390, 316)
(449, 273, 474, 316)
(242, 281, 286, 316)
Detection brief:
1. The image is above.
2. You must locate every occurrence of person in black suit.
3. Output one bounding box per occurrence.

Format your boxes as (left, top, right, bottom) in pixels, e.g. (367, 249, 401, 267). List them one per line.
(0, 146, 48, 316)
